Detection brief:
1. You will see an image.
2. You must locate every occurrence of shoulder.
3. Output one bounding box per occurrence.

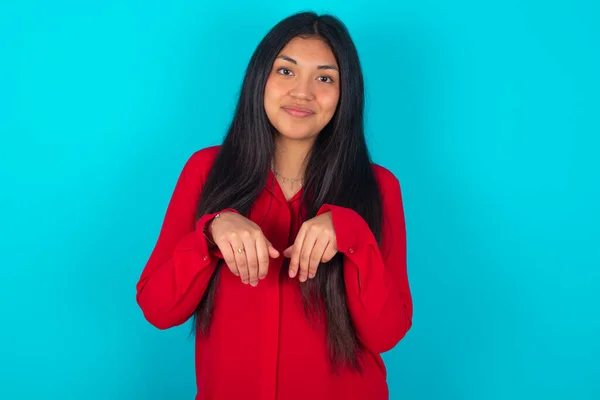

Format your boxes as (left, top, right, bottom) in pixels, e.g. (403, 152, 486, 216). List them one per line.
(188, 145, 221, 168)
(371, 163, 404, 206)
(371, 163, 401, 189)
(183, 145, 222, 181)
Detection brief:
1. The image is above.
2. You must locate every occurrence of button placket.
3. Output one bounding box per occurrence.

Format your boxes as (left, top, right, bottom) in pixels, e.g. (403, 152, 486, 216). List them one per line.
(259, 201, 291, 400)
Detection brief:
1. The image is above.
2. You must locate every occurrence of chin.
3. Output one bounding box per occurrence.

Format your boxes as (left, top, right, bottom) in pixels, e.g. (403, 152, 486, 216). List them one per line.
(275, 126, 318, 141)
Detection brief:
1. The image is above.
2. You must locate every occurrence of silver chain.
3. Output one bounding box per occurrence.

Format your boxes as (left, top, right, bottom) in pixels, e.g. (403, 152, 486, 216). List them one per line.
(271, 164, 303, 191)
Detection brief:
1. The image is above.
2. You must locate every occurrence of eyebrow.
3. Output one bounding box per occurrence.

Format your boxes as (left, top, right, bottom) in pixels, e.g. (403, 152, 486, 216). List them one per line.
(276, 55, 339, 71)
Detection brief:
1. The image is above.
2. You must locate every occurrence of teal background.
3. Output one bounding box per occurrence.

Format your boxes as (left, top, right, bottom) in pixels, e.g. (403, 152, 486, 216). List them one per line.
(1, 0, 598, 399)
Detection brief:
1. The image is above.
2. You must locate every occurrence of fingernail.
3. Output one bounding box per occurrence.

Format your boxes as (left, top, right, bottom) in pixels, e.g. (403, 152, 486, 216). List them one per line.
(308, 272, 314, 279)
(250, 281, 257, 287)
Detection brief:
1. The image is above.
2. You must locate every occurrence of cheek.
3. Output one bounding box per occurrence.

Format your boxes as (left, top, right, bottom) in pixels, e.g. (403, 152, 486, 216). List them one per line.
(264, 79, 288, 127)
(319, 90, 340, 117)
(263, 80, 276, 109)
(265, 78, 286, 104)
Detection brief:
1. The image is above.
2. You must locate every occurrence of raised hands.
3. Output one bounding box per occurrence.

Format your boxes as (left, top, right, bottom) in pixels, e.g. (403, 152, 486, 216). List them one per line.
(283, 211, 338, 282)
(207, 211, 280, 286)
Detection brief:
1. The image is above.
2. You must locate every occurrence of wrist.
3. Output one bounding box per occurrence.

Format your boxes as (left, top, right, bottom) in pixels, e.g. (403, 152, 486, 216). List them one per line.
(203, 213, 221, 246)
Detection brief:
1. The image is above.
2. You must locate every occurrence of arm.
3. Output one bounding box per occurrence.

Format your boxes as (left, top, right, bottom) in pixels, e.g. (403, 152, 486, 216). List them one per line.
(316, 174, 413, 353)
(135, 152, 238, 330)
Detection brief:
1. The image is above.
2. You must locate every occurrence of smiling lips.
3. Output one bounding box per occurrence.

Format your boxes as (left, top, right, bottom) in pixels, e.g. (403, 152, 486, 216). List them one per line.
(281, 105, 315, 118)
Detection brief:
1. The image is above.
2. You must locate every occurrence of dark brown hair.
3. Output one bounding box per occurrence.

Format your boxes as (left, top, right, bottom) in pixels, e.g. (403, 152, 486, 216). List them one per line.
(192, 11, 383, 373)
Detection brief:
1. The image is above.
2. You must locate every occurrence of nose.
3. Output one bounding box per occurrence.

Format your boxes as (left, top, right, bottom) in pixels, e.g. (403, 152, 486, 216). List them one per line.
(289, 76, 314, 101)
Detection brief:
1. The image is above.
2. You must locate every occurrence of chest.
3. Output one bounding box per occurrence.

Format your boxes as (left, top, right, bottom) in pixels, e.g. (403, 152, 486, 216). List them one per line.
(280, 185, 302, 202)
(247, 189, 303, 252)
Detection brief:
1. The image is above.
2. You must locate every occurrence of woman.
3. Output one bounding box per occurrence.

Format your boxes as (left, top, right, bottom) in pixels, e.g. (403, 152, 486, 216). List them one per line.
(136, 11, 413, 400)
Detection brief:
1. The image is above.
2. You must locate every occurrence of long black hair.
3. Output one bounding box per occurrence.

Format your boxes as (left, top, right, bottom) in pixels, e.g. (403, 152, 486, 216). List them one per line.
(192, 11, 383, 372)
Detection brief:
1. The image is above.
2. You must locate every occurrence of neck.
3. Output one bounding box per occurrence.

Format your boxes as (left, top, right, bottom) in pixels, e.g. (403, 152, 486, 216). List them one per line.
(272, 134, 314, 180)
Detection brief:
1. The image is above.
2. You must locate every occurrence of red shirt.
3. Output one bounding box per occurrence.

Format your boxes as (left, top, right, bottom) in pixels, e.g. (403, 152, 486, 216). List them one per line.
(136, 145, 413, 399)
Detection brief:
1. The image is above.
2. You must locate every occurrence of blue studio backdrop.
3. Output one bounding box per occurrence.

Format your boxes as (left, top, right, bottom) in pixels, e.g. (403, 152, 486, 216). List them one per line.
(1, 1, 598, 399)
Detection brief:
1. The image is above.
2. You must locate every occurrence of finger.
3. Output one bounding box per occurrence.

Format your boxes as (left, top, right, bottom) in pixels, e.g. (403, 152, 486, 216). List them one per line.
(321, 242, 338, 263)
(219, 239, 238, 277)
(298, 228, 318, 283)
(283, 245, 293, 258)
(268, 241, 280, 259)
(242, 233, 259, 287)
(230, 235, 249, 284)
(288, 228, 306, 279)
(308, 237, 328, 279)
(255, 235, 270, 281)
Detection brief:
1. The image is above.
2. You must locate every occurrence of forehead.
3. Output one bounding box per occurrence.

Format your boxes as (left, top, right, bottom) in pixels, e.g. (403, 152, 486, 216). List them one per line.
(278, 36, 338, 67)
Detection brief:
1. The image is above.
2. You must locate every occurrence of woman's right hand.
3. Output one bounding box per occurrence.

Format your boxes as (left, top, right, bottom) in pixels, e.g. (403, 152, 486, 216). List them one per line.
(207, 211, 280, 286)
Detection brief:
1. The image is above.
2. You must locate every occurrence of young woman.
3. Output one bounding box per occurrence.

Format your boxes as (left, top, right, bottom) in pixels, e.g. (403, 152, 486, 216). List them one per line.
(136, 11, 413, 400)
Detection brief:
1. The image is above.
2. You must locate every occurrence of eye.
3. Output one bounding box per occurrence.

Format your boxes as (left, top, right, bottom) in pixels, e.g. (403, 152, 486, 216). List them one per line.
(317, 76, 334, 84)
(277, 68, 294, 76)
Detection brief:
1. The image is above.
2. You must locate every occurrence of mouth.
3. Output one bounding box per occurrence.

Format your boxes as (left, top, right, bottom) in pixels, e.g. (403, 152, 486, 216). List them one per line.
(281, 106, 315, 118)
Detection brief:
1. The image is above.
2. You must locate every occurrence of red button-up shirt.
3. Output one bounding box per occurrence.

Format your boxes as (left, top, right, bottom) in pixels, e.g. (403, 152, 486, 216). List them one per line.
(136, 145, 413, 399)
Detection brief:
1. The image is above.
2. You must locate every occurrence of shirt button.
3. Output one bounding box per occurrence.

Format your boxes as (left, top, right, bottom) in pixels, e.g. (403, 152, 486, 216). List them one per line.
(348, 248, 354, 254)
(203, 255, 209, 261)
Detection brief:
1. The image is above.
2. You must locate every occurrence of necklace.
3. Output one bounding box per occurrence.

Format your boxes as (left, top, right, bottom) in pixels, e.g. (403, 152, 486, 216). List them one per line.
(271, 164, 304, 191)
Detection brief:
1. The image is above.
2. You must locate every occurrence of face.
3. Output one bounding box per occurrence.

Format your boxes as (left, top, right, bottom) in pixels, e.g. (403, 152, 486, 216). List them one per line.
(264, 36, 340, 141)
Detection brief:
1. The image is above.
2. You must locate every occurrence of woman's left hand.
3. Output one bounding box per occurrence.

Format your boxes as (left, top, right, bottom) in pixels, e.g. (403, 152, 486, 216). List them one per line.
(283, 211, 338, 282)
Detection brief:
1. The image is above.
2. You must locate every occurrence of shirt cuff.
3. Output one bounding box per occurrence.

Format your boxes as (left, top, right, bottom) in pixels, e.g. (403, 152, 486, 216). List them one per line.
(316, 204, 370, 253)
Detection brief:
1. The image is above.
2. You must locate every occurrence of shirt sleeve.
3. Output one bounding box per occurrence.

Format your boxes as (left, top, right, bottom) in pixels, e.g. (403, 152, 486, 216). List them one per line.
(316, 173, 413, 354)
(135, 151, 239, 330)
